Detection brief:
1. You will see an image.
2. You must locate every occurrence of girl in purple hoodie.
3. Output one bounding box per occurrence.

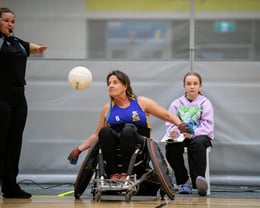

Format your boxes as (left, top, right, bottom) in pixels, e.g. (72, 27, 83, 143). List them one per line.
(165, 71, 214, 196)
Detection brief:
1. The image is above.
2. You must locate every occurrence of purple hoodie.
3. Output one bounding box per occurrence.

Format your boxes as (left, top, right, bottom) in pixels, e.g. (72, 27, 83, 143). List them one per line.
(166, 95, 214, 140)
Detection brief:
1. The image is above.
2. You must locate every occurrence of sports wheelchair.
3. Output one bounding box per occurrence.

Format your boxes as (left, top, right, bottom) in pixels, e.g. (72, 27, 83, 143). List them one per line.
(73, 138, 175, 202)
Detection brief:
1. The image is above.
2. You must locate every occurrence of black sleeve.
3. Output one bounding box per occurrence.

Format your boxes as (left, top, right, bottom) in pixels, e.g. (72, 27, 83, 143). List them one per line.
(16, 37, 30, 56)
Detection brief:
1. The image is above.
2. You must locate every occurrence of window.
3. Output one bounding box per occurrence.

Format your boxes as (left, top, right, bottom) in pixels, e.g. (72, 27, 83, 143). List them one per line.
(87, 19, 260, 61)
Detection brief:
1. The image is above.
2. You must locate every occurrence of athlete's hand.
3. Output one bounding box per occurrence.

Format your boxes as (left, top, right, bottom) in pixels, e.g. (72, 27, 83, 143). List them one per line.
(178, 122, 194, 135)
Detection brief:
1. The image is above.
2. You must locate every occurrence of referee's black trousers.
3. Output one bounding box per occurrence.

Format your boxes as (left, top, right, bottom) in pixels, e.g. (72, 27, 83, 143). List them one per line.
(0, 87, 27, 193)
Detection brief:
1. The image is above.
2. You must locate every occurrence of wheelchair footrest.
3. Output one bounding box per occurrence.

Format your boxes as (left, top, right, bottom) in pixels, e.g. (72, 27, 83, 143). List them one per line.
(94, 175, 137, 192)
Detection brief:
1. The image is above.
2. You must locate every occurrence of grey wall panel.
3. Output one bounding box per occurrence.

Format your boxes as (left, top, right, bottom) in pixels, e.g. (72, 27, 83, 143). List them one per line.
(17, 60, 260, 186)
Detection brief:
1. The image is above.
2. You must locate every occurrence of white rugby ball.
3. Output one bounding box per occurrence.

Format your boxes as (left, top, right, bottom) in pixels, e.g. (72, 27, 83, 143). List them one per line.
(68, 66, 92, 90)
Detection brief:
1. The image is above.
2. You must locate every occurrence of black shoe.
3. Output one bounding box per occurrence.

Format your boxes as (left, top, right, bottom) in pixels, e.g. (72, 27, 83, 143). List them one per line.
(3, 189, 32, 198)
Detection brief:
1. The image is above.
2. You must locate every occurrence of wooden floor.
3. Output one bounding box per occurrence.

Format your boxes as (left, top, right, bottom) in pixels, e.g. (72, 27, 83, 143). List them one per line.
(1, 195, 260, 208)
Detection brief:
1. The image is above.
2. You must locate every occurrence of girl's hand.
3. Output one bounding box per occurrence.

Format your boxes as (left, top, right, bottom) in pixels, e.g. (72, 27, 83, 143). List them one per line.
(170, 130, 178, 138)
(183, 132, 193, 139)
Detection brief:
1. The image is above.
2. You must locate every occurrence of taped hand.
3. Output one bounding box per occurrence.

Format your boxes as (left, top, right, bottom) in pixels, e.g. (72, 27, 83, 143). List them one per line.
(178, 121, 194, 135)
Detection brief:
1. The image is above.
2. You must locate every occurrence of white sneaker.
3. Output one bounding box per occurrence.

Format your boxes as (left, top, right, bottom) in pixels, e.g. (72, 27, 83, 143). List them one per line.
(196, 176, 208, 196)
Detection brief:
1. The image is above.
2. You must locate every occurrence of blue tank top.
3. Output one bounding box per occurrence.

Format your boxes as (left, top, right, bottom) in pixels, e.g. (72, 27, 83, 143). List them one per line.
(106, 97, 151, 137)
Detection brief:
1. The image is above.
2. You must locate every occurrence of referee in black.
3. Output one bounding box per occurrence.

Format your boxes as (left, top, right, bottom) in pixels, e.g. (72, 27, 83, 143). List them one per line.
(0, 7, 47, 198)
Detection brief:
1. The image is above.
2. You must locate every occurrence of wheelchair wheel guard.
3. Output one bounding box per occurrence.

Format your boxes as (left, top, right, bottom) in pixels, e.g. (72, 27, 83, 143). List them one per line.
(74, 141, 99, 199)
(147, 138, 175, 200)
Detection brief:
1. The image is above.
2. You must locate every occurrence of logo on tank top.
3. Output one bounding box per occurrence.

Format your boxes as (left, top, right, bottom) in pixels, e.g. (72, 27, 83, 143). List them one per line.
(132, 111, 140, 122)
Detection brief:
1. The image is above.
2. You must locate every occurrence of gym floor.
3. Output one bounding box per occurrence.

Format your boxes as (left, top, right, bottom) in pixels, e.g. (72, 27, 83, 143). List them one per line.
(1, 184, 259, 208)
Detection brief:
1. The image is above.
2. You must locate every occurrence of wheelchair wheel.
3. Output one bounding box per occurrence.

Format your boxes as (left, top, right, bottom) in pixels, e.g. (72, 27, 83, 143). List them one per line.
(146, 139, 175, 200)
(74, 141, 99, 199)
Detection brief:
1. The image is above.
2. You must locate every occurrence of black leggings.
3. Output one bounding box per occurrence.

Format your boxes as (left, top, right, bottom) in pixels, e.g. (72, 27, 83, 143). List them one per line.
(98, 124, 145, 177)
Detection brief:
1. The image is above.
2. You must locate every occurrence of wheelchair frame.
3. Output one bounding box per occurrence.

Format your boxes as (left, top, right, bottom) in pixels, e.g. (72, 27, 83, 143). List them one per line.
(74, 138, 175, 202)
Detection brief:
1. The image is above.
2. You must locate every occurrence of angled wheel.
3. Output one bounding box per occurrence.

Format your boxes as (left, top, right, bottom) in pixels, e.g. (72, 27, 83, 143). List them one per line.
(146, 139, 175, 200)
(74, 141, 99, 199)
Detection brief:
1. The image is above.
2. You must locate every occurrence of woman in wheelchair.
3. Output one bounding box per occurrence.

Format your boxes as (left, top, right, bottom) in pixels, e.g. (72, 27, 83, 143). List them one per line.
(68, 70, 194, 182)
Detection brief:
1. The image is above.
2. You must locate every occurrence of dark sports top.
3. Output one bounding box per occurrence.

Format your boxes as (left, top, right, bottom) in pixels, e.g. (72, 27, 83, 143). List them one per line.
(106, 97, 151, 138)
(0, 32, 30, 87)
